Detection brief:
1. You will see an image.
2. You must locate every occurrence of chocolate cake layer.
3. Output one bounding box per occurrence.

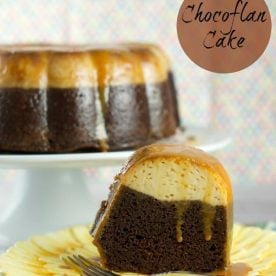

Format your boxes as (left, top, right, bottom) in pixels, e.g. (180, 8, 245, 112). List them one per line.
(145, 81, 177, 138)
(105, 84, 150, 150)
(47, 87, 98, 152)
(0, 87, 99, 152)
(0, 88, 48, 152)
(92, 186, 228, 274)
(0, 80, 177, 152)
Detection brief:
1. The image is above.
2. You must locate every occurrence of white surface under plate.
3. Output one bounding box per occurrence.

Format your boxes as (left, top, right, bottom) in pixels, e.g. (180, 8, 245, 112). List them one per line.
(0, 127, 231, 169)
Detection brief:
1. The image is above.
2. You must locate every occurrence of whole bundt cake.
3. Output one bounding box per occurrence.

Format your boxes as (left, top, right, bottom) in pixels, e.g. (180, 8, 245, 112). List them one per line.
(0, 43, 179, 153)
(91, 144, 233, 274)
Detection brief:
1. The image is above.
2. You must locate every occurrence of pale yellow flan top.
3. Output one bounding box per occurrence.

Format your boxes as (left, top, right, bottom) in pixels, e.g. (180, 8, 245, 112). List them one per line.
(0, 43, 170, 89)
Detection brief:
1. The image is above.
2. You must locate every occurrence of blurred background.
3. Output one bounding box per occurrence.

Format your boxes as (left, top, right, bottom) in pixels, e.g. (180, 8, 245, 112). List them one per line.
(0, 0, 275, 224)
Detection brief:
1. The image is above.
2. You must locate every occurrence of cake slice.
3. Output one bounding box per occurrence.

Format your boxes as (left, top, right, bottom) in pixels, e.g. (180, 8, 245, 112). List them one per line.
(91, 144, 233, 274)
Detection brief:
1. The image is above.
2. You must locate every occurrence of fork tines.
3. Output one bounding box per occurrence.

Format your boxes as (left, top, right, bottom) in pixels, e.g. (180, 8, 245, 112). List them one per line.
(64, 254, 118, 276)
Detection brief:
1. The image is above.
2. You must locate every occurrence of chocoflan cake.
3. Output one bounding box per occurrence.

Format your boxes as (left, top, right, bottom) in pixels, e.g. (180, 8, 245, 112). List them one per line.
(0, 44, 179, 153)
(91, 144, 233, 274)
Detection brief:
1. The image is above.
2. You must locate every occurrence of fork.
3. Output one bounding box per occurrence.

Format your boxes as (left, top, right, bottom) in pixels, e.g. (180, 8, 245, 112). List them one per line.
(63, 254, 119, 276)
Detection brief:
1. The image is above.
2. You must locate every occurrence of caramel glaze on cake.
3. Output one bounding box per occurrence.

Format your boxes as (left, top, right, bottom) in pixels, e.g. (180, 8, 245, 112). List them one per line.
(0, 44, 179, 153)
(91, 144, 233, 274)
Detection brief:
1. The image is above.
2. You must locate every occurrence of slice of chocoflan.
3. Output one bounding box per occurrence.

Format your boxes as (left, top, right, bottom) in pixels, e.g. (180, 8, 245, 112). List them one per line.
(91, 144, 233, 274)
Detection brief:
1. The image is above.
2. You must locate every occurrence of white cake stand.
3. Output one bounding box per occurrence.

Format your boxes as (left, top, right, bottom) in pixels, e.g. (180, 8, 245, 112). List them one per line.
(0, 127, 231, 248)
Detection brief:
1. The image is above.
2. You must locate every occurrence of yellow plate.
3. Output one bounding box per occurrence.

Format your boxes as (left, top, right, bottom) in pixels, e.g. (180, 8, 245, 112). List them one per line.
(0, 224, 275, 275)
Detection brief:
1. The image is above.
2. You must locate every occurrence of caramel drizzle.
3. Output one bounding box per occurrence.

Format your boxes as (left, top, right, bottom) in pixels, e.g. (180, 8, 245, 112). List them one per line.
(175, 202, 189, 243)
(214, 263, 252, 276)
(175, 202, 216, 243)
(202, 204, 216, 241)
(94, 51, 109, 147)
(201, 172, 217, 241)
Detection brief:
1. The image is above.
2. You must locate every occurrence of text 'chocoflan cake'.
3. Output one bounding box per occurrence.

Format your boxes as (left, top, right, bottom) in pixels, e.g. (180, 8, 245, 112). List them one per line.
(91, 144, 233, 274)
(0, 43, 179, 153)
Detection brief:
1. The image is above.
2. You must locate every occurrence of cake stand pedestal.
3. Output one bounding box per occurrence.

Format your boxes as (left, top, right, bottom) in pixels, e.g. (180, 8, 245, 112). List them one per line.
(0, 169, 109, 248)
(0, 127, 231, 249)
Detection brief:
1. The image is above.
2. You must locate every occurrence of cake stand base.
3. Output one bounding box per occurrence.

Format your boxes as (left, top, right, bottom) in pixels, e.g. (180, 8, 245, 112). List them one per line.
(0, 168, 110, 248)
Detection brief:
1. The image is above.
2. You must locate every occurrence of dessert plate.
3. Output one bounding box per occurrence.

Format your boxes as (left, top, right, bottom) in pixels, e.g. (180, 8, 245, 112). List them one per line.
(0, 224, 275, 276)
(0, 127, 231, 169)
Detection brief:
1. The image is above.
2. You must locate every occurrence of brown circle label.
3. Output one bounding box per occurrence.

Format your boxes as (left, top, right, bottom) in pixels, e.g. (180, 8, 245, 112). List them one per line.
(177, 0, 272, 73)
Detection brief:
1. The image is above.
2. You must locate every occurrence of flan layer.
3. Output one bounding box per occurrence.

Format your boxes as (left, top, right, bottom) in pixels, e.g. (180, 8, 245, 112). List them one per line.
(0, 44, 178, 152)
(91, 145, 233, 274)
(117, 144, 232, 204)
(0, 45, 168, 88)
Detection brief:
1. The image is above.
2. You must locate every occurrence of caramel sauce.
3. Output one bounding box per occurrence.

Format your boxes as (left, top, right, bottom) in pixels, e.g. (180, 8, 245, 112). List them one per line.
(0, 44, 167, 89)
(175, 201, 216, 242)
(175, 202, 189, 242)
(94, 87, 108, 141)
(93, 51, 108, 115)
(215, 263, 252, 276)
(201, 204, 216, 241)
(99, 139, 109, 152)
(93, 53, 108, 141)
(202, 175, 216, 241)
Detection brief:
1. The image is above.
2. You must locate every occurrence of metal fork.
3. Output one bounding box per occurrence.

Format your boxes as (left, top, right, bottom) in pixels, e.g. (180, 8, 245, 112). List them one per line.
(63, 254, 119, 276)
